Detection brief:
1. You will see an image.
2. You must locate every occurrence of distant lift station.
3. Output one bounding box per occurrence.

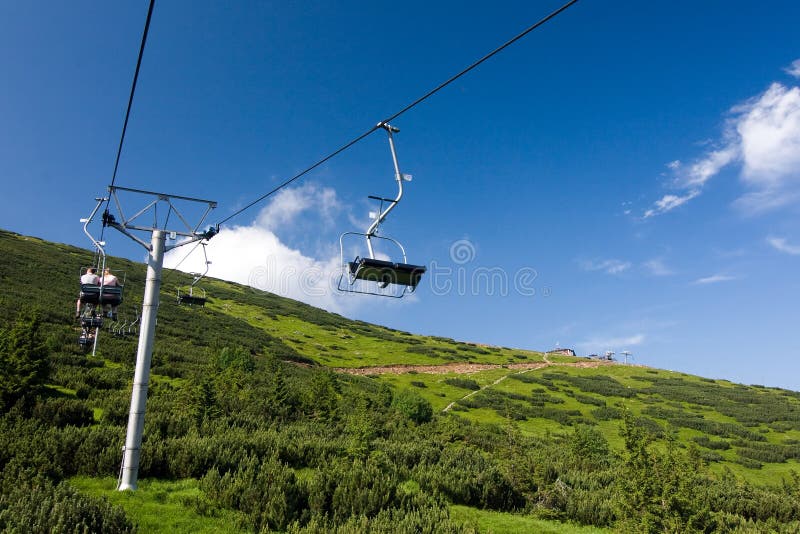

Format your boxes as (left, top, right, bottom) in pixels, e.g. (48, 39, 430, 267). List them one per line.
(338, 124, 427, 298)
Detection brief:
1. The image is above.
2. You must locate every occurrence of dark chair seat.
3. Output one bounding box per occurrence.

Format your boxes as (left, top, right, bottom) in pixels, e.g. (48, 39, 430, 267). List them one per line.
(349, 257, 426, 288)
(80, 284, 123, 306)
(99, 286, 123, 306)
(80, 316, 104, 328)
(80, 284, 101, 304)
(178, 294, 207, 306)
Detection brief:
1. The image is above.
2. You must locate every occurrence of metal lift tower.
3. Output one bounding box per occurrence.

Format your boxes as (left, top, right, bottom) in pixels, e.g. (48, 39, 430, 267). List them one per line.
(89, 186, 217, 491)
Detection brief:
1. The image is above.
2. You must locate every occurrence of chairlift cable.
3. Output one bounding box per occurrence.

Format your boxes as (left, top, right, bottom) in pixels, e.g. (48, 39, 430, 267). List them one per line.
(215, 0, 580, 228)
(378, 0, 580, 126)
(100, 0, 156, 240)
(215, 127, 378, 227)
(162, 238, 204, 285)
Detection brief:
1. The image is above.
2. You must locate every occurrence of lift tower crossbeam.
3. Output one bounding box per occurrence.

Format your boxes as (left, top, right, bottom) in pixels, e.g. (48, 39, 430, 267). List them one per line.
(95, 186, 216, 492)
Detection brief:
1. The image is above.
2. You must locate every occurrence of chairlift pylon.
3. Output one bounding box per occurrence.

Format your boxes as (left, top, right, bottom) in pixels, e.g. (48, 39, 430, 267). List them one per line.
(83, 185, 218, 493)
(337, 123, 426, 298)
(177, 241, 211, 306)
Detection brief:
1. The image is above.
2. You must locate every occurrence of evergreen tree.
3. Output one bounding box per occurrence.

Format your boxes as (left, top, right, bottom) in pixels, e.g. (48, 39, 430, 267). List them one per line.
(305, 370, 339, 421)
(265, 353, 295, 421)
(616, 411, 715, 533)
(192, 376, 218, 427)
(0, 312, 49, 411)
(392, 389, 433, 424)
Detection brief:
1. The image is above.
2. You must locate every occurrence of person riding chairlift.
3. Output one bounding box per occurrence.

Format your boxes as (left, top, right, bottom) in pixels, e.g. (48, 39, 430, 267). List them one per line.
(102, 268, 120, 320)
(76, 268, 100, 318)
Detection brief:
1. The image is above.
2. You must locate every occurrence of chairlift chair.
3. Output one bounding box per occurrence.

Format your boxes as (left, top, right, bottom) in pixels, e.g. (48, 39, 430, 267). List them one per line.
(77, 267, 127, 350)
(177, 242, 211, 306)
(79, 270, 126, 320)
(177, 285, 207, 306)
(76, 201, 126, 354)
(337, 123, 427, 298)
(127, 309, 140, 336)
(113, 316, 129, 337)
(78, 331, 94, 352)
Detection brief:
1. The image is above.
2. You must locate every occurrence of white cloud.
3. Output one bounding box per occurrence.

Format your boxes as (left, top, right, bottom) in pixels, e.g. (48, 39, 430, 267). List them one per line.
(645, 66, 800, 217)
(257, 183, 340, 229)
(735, 189, 800, 214)
(692, 274, 737, 285)
(580, 258, 631, 275)
(643, 258, 673, 276)
(736, 83, 800, 182)
(683, 147, 738, 188)
(733, 83, 800, 211)
(767, 236, 800, 255)
(577, 333, 645, 354)
(643, 190, 700, 218)
(785, 59, 800, 79)
(164, 185, 361, 314)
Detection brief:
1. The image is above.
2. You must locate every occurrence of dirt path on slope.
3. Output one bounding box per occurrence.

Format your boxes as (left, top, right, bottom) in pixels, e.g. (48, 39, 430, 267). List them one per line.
(333, 354, 620, 413)
(334, 357, 614, 376)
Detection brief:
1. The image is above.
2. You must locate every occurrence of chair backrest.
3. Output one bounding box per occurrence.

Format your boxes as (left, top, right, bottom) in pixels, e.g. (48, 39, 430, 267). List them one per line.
(99, 285, 123, 305)
(80, 284, 123, 305)
(80, 284, 101, 304)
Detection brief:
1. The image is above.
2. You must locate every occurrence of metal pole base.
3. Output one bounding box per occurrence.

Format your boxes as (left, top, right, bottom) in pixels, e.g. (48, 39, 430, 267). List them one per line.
(117, 230, 165, 491)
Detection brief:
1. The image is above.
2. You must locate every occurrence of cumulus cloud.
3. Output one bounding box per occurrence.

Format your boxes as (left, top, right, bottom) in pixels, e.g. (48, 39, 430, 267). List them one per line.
(257, 183, 340, 228)
(164, 184, 358, 314)
(692, 274, 737, 285)
(733, 82, 800, 212)
(767, 236, 800, 255)
(644, 60, 800, 217)
(580, 258, 631, 275)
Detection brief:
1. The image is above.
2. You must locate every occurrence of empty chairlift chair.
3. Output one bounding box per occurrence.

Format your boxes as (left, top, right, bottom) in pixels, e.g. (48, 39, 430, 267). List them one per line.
(177, 242, 211, 306)
(337, 123, 426, 298)
(127, 309, 140, 336)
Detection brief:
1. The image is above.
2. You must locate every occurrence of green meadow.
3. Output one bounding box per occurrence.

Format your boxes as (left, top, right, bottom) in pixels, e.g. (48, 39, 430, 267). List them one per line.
(2, 229, 799, 533)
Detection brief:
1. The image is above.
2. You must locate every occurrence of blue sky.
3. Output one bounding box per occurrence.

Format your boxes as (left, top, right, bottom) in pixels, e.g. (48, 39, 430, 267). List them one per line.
(2, 1, 799, 389)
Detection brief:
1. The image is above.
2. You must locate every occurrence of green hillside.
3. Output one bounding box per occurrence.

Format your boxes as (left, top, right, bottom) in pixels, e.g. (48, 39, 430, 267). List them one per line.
(1, 228, 799, 533)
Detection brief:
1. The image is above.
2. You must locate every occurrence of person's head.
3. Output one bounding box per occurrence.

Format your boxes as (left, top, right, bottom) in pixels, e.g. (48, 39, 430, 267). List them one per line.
(104, 268, 111, 275)
(87, 268, 96, 274)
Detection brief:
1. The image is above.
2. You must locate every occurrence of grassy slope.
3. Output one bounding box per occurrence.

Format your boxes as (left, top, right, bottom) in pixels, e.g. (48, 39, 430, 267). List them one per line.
(450, 505, 611, 534)
(3, 228, 800, 532)
(394, 365, 800, 481)
(69, 477, 247, 533)
(202, 295, 545, 368)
